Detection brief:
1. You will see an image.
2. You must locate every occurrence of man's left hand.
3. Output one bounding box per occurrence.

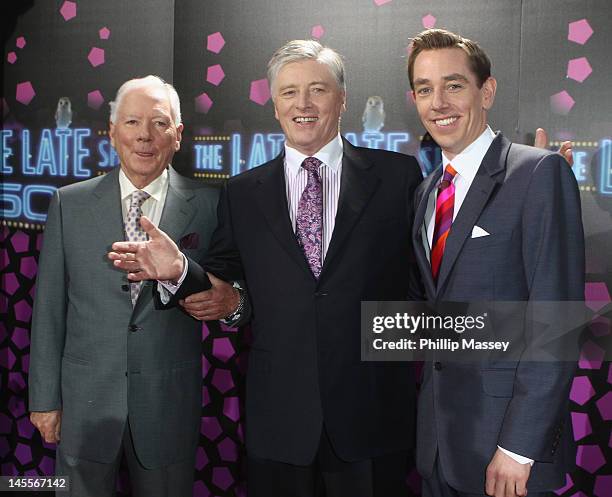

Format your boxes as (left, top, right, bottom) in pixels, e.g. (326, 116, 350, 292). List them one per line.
(485, 448, 531, 497)
(180, 273, 240, 321)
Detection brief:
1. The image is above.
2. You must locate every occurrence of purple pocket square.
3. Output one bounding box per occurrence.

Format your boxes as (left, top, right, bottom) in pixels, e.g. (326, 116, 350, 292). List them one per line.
(179, 232, 199, 250)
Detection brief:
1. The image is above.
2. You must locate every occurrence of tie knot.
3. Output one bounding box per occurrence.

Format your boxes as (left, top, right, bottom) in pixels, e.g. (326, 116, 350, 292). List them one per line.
(131, 190, 150, 207)
(301, 157, 322, 173)
(442, 164, 457, 183)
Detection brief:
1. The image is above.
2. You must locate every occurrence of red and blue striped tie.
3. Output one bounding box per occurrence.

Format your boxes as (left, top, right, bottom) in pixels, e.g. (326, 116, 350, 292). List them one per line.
(431, 164, 457, 283)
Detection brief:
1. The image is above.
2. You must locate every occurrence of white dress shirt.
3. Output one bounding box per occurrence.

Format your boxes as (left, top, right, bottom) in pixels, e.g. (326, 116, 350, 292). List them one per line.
(284, 133, 343, 261)
(119, 168, 168, 226)
(426, 126, 495, 247)
(425, 126, 534, 466)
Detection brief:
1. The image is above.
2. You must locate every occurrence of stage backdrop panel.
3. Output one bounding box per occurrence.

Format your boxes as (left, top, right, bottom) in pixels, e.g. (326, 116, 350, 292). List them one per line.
(2, 1, 611, 496)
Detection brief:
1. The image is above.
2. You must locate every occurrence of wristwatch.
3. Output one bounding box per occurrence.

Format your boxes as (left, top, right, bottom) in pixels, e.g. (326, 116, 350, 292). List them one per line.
(223, 282, 245, 324)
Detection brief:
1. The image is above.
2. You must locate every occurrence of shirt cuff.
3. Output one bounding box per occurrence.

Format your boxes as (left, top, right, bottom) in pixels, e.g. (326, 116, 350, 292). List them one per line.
(157, 254, 188, 303)
(497, 446, 534, 466)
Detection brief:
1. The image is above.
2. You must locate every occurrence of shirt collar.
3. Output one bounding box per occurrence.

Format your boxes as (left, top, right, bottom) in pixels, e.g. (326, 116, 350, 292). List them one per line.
(119, 167, 168, 202)
(441, 126, 495, 183)
(284, 134, 344, 179)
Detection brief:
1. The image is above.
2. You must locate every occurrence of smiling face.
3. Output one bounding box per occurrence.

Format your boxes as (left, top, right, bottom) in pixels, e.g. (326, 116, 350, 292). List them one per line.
(412, 47, 496, 160)
(272, 59, 346, 156)
(109, 83, 183, 188)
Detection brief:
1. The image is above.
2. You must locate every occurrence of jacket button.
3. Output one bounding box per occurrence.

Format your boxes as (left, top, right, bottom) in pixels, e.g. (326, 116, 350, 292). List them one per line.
(314, 292, 328, 297)
(128, 324, 139, 332)
(434, 362, 443, 371)
(121, 284, 130, 292)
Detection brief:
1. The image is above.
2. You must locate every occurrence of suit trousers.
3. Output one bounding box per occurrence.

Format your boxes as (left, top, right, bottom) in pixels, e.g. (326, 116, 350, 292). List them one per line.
(422, 455, 554, 497)
(247, 426, 409, 497)
(55, 419, 195, 497)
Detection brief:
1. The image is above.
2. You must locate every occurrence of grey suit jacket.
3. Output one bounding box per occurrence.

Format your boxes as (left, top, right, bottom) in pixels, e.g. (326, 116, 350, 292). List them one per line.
(412, 133, 585, 493)
(28, 167, 219, 468)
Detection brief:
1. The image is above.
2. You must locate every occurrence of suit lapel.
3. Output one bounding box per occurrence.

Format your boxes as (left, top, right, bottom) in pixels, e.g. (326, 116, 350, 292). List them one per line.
(321, 139, 380, 278)
(91, 168, 126, 247)
(412, 168, 442, 299)
(253, 153, 314, 279)
(157, 167, 197, 242)
(435, 133, 509, 295)
(90, 168, 134, 311)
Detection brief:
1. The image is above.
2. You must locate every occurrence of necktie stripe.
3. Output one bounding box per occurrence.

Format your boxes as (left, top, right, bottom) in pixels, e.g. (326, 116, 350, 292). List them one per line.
(430, 165, 457, 283)
(436, 187, 454, 206)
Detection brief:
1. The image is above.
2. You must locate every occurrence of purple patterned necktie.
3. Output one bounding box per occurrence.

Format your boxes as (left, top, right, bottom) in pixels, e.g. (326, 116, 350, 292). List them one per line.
(125, 189, 150, 305)
(296, 156, 323, 279)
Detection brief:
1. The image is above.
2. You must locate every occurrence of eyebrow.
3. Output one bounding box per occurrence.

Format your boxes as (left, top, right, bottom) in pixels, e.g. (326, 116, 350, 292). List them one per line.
(443, 73, 469, 82)
(277, 81, 331, 91)
(413, 73, 470, 86)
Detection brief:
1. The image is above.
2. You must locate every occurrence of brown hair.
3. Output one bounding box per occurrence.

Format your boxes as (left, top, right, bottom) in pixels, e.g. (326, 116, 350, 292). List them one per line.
(407, 29, 491, 89)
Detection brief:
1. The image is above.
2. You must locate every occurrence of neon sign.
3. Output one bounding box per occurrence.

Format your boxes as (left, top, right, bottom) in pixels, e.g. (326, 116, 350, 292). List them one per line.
(1, 128, 609, 224)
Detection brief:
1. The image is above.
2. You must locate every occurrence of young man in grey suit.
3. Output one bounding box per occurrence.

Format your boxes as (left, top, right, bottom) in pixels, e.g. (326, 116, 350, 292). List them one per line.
(28, 76, 231, 497)
(408, 29, 584, 497)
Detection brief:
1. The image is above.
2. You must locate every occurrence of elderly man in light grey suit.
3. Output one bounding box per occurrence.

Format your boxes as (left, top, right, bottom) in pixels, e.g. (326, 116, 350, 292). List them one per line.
(28, 76, 232, 497)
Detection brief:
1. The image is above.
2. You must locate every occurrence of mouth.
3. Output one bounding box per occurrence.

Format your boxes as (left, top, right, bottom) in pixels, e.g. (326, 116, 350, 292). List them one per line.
(433, 116, 458, 127)
(135, 151, 155, 157)
(293, 116, 318, 124)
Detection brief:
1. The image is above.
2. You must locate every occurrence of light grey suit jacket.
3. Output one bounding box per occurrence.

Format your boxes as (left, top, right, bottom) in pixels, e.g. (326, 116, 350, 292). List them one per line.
(412, 133, 584, 493)
(29, 167, 219, 468)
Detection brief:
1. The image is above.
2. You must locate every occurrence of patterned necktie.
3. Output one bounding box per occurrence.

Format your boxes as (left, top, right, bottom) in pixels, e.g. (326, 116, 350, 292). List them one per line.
(125, 189, 150, 305)
(296, 156, 323, 279)
(431, 164, 458, 284)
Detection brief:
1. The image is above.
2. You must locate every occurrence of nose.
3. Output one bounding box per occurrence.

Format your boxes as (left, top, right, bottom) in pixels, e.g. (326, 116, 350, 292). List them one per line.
(431, 87, 448, 112)
(296, 91, 312, 110)
(137, 122, 153, 141)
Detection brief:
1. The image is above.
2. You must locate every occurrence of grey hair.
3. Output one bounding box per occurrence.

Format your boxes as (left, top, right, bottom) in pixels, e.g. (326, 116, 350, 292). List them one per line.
(109, 75, 182, 126)
(267, 40, 346, 94)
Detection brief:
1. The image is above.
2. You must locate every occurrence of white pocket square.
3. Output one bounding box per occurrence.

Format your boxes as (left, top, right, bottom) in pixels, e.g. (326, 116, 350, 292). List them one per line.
(471, 225, 490, 238)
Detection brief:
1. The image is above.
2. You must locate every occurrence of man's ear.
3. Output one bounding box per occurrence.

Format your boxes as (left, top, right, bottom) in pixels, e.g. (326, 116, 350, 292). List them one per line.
(109, 121, 115, 147)
(175, 123, 184, 151)
(481, 77, 497, 110)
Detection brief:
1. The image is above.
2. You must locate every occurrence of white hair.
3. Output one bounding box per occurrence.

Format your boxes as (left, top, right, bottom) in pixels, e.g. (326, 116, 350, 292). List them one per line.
(267, 40, 346, 94)
(109, 75, 182, 125)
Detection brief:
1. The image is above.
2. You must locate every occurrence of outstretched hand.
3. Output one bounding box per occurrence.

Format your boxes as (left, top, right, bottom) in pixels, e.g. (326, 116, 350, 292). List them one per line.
(107, 216, 184, 281)
(534, 127, 573, 166)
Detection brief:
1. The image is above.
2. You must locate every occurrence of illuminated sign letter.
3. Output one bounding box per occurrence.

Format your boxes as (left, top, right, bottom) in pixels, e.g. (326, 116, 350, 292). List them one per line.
(248, 133, 266, 170)
(36, 129, 58, 175)
(600, 139, 612, 195)
(22, 129, 36, 175)
(572, 151, 587, 182)
(55, 128, 71, 176)
(0, 183, 22, 218)
(231, 133, 242, 176)
(73, 129, 91, 177)
(24, 185, 56, 222)
(1, 130, 13, 174)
